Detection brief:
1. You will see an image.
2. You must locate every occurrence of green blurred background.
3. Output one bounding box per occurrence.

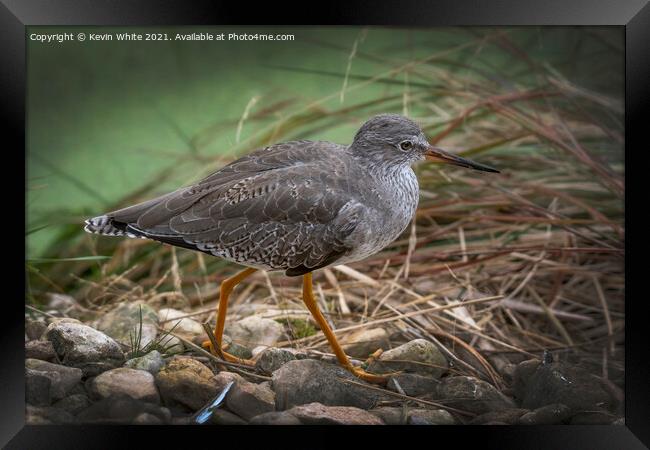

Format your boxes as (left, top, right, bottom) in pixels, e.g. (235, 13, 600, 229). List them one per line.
(26, 26, 623, 259)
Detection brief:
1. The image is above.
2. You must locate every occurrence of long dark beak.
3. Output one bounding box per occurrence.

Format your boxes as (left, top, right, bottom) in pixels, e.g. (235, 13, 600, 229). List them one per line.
(424, 145, 500, 173)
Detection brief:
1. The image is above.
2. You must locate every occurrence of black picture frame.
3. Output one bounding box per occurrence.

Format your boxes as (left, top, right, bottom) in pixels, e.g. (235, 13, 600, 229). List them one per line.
(3, 0, 647, 448)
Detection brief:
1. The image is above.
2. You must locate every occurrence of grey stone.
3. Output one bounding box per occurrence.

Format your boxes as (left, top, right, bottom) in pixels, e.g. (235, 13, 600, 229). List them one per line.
(45, 293, 77, 312)
(249, 411, 303, 425)
(208, 409, 248, 425)
(228, 315, 284, 349)
(25, 340, 58, 362)
(513, 358, 616, 412)
(286, 402, 384, 425)
(26, 368, 52, 406)
(387, 373, 440, 397)
(569, 410, 621, 425)
(368, 407, 409, 425)
(272, 359, 389, 410)
(77, 394, 145, 424)
(158, 308, 205, 337)
(95, 302, 159, 350)
(517, 403, 572, 425)
(155, 356, 217, 411)
(89, 368, 160, 403)
(133, 412, 164, 424)
(469, 408, 529, 425)
(26, 405, 76, 424)
(436, 376, 515, 415)
(45, 322, 124, 376)
(367, 339, 447, 378)
(125, 350, 165, 374)
(52, 394, 92, 415)
(25, 320, 48, 340)
(25, 359, 83, 400)
(255, 348, 297, 374)
(212, 372, 275, 421)
(407, 408, 456, 425)
(341, 328, 390, 358)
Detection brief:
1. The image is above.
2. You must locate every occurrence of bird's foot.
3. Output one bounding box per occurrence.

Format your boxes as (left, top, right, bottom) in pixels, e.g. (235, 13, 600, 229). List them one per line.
(349, 366, 390, 385)
(201, 340, 256, 366)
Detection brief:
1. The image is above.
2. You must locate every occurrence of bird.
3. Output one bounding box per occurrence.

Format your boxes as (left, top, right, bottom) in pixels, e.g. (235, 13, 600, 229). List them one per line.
(84, 113, 499, 384)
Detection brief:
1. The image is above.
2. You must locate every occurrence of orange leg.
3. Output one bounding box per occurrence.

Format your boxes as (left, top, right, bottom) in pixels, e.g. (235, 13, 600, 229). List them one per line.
(302, 272, 388, 385)
(202, 267, 257, 364)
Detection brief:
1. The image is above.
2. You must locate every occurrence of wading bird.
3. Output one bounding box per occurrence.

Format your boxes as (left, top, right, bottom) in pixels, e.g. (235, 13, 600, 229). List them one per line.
(85, 114, 499, 384)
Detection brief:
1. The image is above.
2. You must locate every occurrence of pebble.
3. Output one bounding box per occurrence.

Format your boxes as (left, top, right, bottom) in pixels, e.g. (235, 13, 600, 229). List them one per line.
(228, 315, 284, 349)
(513, 357, 616, 412)
(45, 322, 124, 376)
(272, 359, 389, 410)
(25, 359, 83, 401)
(212, 372, 275, 421)
(52, 394, 92, 415)
(569, 410, 621, 425)
(25, 340, 58, 362)
(469, 408, 528, 425)
(155, 356, 217, 411)
(26, 368, 52, 406)
(254, 348, 297, 374)
(249, 411, 303, 425)
(26, 405, 76, 424)
(158, 308, 205, 337)
(25, 320, 48, 340)
(367, 339, 447, 378)
(341, 328, 390, 358)
(208, 409, 248, 425)
(517, 403, 572, 425)
(125, 350, 166, 374)
(436, 376, 515, 415)
(76, 394, 169, 424)
(386, 373, 440, 397)
(89, 368, 160, 404)
(95, 302, 159, 349)
(45, 293, 77, 312)
(286, 402, 384, 425)
(407, 408, 456, 425)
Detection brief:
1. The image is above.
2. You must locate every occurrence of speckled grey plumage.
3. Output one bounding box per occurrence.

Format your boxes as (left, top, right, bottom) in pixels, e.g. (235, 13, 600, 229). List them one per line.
(85, 114, 494, 276)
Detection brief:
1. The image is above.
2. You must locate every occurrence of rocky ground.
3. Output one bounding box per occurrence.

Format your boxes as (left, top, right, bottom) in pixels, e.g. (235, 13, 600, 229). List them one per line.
(25, 294, 624, 425)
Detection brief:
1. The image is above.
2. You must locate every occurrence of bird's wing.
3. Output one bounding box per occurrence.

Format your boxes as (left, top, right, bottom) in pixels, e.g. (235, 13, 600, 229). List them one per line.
(105, 141, 366, 275)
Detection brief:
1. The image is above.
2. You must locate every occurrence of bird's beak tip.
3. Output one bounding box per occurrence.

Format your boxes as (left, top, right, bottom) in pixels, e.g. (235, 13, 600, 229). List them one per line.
(424, 145, 500, 174)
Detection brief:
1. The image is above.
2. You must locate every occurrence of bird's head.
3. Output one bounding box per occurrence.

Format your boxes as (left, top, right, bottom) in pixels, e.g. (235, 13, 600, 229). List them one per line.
(351, 114, 499, 173)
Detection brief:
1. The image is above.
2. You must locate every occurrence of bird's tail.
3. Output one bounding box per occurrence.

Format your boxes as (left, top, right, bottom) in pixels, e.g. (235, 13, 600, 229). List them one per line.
(83, 215, 143, 239)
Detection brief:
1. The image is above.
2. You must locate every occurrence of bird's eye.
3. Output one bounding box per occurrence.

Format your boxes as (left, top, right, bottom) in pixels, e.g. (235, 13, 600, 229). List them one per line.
(400, 140, 413, 151)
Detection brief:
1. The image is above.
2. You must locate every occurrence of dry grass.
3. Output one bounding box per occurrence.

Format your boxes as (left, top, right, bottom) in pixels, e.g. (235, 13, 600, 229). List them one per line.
(26, 28, 624, 396)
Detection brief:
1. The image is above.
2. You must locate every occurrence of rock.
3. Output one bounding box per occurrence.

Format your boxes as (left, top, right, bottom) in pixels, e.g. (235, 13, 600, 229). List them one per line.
(155, 356, 217, 411)
(25, 340, 58, 362)
(208, 409, 248, 425)
(228, 315, 284, 349)
(95, 302, 159, 350)
(76, 394, 143, 424)
(45, 293, 77, 312)
(367, 339, 447, 378)
(89, 368, 160, 403)
(517, 403, 572, 425)
(286, 402, 383, 425)
(272, 359, 389, 410)
(469, 408, 529, 425)
(569, 410, 621, 425)
(158, 308, 204, 337)
(387, 373, 439, 397)
(45, 322, 124, 376)
(368, 407, 409, 425)
(157, 334, 185, 354)
(26, 405, 76, 424)
(249, 411, 303, 425)
(341, 328, 390, 358)
(513, 358, 616, 412)
(436, 376, 515, 415)
(255, 348, 297, 374)
(212, 372, 275, 421)
(25, 359, 83, 400)
(125, 350, 165, 374)
(407, 408, 456, 425)
(133, 412, 164, 424)
(25, 320, 48, 340)
(52, 394, 91, 415)
(26, 369, 52, 405)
